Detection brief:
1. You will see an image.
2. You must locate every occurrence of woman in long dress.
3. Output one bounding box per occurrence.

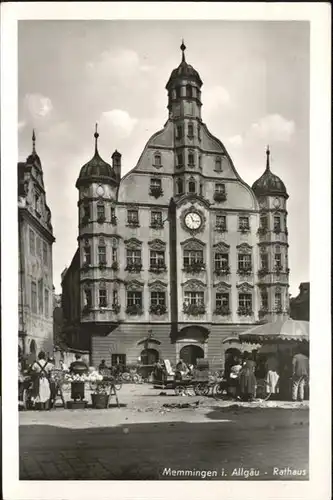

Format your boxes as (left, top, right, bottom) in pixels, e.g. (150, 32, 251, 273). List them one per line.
(239, 352, 257, 401)
(30, 351, 54, 410)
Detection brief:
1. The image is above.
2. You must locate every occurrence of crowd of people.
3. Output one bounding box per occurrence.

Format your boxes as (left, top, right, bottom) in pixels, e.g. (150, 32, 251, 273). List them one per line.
(224, 346, 309, 402)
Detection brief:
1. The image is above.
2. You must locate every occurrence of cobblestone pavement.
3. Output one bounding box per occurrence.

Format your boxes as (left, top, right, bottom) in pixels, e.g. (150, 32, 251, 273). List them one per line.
(19, 384, 309, 480)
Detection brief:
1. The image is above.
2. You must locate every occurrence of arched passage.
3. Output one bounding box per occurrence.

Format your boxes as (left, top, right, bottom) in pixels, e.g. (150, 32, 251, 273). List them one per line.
(179, 344, 204, 366)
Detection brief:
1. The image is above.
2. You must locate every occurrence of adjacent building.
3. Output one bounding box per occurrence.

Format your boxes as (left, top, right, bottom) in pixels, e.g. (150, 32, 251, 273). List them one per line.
(290, 282, 309, 321)
(62, 43, 290, 369)
(18, 131, 55, 357)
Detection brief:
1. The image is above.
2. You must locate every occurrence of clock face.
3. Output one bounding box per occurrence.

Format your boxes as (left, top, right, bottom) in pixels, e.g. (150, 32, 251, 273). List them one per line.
(184, 212, 202, 230)
(273, 197, 281, 208)
(96, 185, 105, 197)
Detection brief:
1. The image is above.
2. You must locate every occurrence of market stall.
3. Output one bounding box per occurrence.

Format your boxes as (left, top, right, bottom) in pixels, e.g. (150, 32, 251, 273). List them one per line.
(238, 319, 309, 400)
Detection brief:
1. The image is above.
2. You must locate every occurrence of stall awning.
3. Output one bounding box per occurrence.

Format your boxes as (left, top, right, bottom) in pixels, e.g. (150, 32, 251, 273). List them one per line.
(239, 319, 309, 344)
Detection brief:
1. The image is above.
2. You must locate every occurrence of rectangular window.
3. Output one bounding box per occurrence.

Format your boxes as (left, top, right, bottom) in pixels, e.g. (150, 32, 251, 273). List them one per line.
(127, 291, 142, 307)
(150, 250, 165, 267)
(177, 153, 183, 167)
(83, 204, 90, 218)
(183, 249, 203, 266)
(151, 211, 162, 226)
(238, 254, 252, 270)
(44, 289, 49, 317)
(112, 247, 117, 262)
(184, 291, 204, 305)
(99, 289, 107, 308)
(260, 215, 268, 229)
(150, 291, 166, 306)
(36, 236, 41, 258)
(126, 249, 141, 265)
(261, 292, 268, 309)
(29, 229, 35, 256)
(198, 155, 202, 169)
(97, 204, 105, 219)
(275, 292, 282, 309)
(84, 289, 92, 307)
(188, 123, 194, 137)
(188, 152, 195, 165)
(274, 253, 282, 267)
(238, 293, 252, 310)
(127, 209, 139, 224)
(38, 279, 43, 314)
(261, 253, 269, 269)
(31, 281, 37, 313)
(150, 178, 161, 188)
(197, 124, 201, 141)
(216, 214, 226, 229)
(43, 241, 48, 266)
(111, 354, 126, 366)
(84, 246, 91, 265)
(176, 125, 183, 139)
(274, 215, 281, 231)
(215, 183, 225, 193)
(98, 245, 106, 264)
(111, 207, 116, 219)
(215, 158, 222, 172)
(214, 253, 229, 270)
(216, 293, 229, 308)
(154, 154, 161, 166)
(112, 289, 118, 305)
(239, 216, 250, 230)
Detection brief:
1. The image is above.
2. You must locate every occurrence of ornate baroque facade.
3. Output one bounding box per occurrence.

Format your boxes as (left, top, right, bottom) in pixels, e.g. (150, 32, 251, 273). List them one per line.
(18, 132, 55, 357)
(63, 43, 290, 367)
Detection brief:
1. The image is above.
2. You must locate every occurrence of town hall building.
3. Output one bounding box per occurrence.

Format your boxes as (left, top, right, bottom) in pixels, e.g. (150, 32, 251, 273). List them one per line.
(61, 43, 290, 369)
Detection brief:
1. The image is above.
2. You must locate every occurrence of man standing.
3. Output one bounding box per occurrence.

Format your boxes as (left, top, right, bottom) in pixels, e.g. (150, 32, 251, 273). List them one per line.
(291, 347, 309, 402)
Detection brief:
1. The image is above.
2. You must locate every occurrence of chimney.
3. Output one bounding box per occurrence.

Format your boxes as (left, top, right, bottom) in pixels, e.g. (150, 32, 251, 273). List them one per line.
(112, 150, 122, 181)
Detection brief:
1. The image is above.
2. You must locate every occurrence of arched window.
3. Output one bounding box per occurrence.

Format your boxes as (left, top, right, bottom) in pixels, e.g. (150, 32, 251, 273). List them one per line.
(153, 152, 161, 167)
(30, 339, 36, 355)
(83, 240, 91, 265)
(199, 183, 203, 196)
(188, 122, 194, 137)
(177, 178, 184, 194)
(84, 287, 92, 308)
(188, 179, 196, 194)
(186, 85, 192, 98)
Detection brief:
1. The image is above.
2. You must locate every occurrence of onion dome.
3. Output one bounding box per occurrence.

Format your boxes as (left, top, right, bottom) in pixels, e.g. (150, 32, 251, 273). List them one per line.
(26, 130, 42, 168)
(76, 124, 118, 188)
(166, 40, 203, 90)
(252, 146, 288, 198)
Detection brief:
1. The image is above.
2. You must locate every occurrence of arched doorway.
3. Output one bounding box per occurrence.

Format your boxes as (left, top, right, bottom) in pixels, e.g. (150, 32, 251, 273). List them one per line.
(179, 344, 204, 366)
(140, 348, 159, 366)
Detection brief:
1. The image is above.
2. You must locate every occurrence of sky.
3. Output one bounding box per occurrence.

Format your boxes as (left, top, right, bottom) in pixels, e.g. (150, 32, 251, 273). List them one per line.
(18, 20, 309, 295)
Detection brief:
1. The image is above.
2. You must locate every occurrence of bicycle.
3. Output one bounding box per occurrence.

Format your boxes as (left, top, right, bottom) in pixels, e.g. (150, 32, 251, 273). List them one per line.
(254, 378, 272, 401)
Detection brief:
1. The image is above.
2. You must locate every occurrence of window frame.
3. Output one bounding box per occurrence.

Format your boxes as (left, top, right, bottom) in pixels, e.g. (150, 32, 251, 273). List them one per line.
(184, 291, 204, 306)
(127, 291, 142, 307)
(183, 249, 204, 267)
(31, 281, 37, 314)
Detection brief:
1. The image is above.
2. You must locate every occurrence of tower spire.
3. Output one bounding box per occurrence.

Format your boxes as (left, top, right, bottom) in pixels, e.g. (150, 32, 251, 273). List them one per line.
(266, 145, 271, 171)
(32, 129, 36, 154)
(94, 123, 99, 154)
(180, 39, 186, 63)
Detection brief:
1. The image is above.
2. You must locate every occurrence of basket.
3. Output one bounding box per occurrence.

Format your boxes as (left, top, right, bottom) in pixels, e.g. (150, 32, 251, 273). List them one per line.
(91, 393, 110, 409)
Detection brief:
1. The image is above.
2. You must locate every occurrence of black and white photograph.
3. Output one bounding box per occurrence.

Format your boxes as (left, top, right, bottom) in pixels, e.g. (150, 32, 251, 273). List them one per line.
(1, 3, 331, 500)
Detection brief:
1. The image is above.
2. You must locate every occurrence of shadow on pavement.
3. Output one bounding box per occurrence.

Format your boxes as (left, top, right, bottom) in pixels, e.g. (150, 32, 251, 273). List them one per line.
(19, 413, 309, 481)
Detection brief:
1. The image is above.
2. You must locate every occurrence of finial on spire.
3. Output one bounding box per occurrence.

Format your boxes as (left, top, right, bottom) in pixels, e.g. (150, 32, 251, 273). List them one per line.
(94, 123, 99, 153)
(32, 129, 36, 154)
(266, 145, 270, 171)
(180, 39, 186, 62)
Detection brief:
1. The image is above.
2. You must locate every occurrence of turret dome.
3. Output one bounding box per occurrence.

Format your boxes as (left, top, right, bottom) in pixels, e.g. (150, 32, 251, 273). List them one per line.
(76, 125, 117, 188)
(252, 147, 288, 198)
(166, 41, 203, 90)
